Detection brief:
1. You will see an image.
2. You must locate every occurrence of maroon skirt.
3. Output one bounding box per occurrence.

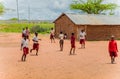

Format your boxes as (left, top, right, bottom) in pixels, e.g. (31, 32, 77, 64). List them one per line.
(50, 34, 54, 39)
(33, 43, 39, 50)
(80, 39, 85, 44)
(23, 47, 29, 55)
(109, 52, 118, 57)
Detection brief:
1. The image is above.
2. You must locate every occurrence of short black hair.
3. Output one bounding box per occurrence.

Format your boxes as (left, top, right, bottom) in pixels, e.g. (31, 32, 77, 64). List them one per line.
(71, 33, 74, 35)
(51, 28, 53, 30)
(60, 31, 63, 34)
(35, 32, 38, 36)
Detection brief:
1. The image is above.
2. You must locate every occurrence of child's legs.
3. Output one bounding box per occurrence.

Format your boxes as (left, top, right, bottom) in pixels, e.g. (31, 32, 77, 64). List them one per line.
(24, 55, 26, 61)
(36, 49, 38, 55)
(70, 48, 73, 54)
(73, 48, 75, 54)
(111, 56, 115, 63)
(21, 54, 24, 61)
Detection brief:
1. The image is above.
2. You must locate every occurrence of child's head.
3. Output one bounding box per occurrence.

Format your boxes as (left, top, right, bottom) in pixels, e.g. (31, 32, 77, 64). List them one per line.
(111, 35, 115, 40)
(23, 28, 25, 30)
(60, 31, 63, 34)
(35, 32, 38, 36)
(51, 28, 53, 30)
(71, 33, 74, 36)
(26, 27, 28, 29)
(81, 29, 84, 32)
(24, 36, 27, 40)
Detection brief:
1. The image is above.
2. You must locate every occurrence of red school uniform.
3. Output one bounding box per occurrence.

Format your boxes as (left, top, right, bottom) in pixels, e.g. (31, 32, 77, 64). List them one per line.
(71, 35, 75, 48)
(23, 47, 29, 55)
(108, 40, 118, 57)
(32, 36, 39, 51)
(21, 39, 29, 55)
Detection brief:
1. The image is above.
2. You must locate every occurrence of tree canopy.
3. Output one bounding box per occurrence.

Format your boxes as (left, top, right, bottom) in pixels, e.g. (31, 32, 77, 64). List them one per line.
(70, 0, 118, 15)
(0, 3, 5, 15)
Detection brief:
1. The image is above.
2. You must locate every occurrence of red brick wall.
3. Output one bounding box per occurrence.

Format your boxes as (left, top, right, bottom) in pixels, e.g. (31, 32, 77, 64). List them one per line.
(86, 25, 120, 40)
(54, 15, 76, 39)
(54, 14, 120, 40)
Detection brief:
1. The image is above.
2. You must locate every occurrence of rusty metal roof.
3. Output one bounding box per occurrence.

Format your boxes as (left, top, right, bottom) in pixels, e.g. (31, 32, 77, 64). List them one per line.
(54, 13, 120, 25)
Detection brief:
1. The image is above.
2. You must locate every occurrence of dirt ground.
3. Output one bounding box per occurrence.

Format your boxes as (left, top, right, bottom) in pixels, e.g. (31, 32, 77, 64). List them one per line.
(0, 33, 120, 79)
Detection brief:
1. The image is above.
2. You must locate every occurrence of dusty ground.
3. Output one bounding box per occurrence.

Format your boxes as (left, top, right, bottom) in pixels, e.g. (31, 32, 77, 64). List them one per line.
(0, 33, 120, 79)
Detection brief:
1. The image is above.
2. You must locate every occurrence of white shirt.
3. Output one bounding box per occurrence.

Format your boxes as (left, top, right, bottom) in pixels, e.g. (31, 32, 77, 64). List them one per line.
(33, 36, 39, 43)
(59, 34, 64, 40)
(51, 29, 55, 35)
(22, 30, 26, 35)
(21, 39, 29, 48)
(80, 32, 86, 39)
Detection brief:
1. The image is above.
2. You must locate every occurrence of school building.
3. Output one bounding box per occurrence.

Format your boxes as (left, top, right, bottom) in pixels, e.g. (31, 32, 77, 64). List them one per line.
(53, 13, 120, 40)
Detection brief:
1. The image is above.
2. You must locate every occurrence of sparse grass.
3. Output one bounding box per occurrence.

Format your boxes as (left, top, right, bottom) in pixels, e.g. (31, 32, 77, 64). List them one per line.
(0, 22, 54, 34)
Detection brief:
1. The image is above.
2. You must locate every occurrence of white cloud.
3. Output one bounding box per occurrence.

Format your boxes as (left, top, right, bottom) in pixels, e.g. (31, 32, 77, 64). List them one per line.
(0, 0, 120, 20)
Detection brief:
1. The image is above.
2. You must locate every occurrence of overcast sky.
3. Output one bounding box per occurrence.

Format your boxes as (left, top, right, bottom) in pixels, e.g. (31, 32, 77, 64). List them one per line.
(0, 0, 120, 20)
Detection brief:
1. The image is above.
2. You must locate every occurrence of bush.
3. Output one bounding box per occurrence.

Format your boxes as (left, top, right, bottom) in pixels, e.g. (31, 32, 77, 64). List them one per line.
(30, 25, 50, 33)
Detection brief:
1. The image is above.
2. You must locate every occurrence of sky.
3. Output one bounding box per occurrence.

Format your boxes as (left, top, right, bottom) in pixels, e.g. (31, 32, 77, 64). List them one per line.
(0, 0, 120, 20)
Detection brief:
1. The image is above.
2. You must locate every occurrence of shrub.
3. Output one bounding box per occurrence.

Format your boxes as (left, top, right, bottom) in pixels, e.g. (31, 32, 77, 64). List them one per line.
(30, 25, 50, 33)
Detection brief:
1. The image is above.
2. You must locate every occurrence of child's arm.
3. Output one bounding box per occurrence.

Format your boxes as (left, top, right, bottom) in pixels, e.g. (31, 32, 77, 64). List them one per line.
(20, 43, 23, 51)
(39, 39, 42, 41)
(115, 42, 118, 52)
(108, 41, 110, 52)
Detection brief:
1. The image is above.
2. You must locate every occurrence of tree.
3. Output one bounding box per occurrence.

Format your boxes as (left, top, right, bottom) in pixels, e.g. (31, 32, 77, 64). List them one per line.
(0, 3, 5, 15)
(70, 0, 117, 14)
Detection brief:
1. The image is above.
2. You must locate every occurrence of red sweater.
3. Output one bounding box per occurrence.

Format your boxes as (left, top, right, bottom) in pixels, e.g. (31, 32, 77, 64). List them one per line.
(71, 35, 75, 44)
(108, 40, 118, 52)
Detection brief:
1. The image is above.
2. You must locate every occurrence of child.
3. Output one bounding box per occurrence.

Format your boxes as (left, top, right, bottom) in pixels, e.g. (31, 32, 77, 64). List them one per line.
(108, 35, 118, 64)
(80, 30, 86, 48)
(50, 28, 55, 43)
(22, 28, 26, 38)
(21, 36, 29, 61)
(30, 32, 41, 56)
(59, 32, 64, 51)
(25, 27, 30, 41)
(64, 33, 67, 39)
(70, 33, 76, 55)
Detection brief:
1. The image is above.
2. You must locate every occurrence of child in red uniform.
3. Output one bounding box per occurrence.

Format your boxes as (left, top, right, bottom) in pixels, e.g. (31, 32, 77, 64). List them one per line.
(108, 35, 118, 64)
(70, 33, 76, 55)
(50, 28, 55, 43)
(30, 32, 41, 56)
(25, 27, 30, 41)
(21, 36, 29, 61)
(22, 28, 26, 38)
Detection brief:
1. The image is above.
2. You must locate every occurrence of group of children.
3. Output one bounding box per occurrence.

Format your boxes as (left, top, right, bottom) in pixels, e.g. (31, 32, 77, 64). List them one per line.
(20, 27, 119, 64)
(58, 29, 118, 64)
(21, 27, 41, 61)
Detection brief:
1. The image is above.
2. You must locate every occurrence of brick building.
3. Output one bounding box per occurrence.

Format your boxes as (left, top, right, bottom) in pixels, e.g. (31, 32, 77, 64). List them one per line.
(53, 13, 120, 40)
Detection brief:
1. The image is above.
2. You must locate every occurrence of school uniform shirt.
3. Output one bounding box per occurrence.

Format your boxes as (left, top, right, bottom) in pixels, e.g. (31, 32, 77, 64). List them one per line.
(33, 36, 39, 43)
(59, 34, 64, 40)
(21, 39, 29, 48)
(71, 36, 75, 44)
(109, 40, 118, 52)
(25, 29, 30, 36)
(80, 32, 86, 39)
(50, 30, 55, 35)
(22, 30, 26, 34)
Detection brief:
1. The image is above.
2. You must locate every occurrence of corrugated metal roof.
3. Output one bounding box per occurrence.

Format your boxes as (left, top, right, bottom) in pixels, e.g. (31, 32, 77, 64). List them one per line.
(56, 13, 120, 25)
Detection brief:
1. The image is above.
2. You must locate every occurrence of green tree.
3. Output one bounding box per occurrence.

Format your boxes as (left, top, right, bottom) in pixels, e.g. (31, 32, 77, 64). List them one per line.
(0, 3, 5, 15)
(70, 0, 117, 14)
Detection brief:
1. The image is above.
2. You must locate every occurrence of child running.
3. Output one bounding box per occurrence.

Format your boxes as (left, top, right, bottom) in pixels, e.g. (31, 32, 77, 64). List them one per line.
(70, 33, 76, 55)
(50, 28, 55, 43)
(108, 35, 118, 64)
(30, 32, 41, 56)
(20, 36, 29, 61)
(59, 31, 64, 51)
